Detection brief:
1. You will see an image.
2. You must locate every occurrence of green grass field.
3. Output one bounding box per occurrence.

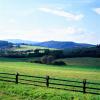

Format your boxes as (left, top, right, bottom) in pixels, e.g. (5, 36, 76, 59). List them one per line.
(12, 45, 56, 51)
(59, 57, 100, 67)
(0, 57, 100, 100)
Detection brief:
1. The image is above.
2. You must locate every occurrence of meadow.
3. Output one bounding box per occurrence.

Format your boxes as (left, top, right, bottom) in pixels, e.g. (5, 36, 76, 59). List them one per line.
(12, 45, 56, 51)
(0, 57, 100, 100)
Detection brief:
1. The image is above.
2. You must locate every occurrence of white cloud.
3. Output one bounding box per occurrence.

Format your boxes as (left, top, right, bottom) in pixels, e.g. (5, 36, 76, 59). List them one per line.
(65, 27, 84, 34)
(93, 8, 100, 15)
(0, 27, 85, 41)
(0, 27, 98, 44)
(46, 27, 84, 35)
(39, 7, 84, 21)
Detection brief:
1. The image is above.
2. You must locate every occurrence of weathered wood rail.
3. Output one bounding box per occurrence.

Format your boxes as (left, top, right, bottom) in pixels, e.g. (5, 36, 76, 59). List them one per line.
(0, 72, 100, 95)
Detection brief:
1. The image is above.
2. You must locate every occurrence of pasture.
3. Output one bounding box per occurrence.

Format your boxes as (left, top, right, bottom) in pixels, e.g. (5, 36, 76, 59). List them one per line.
(12, 45, 56, 51)
(0, 57, 100, 100)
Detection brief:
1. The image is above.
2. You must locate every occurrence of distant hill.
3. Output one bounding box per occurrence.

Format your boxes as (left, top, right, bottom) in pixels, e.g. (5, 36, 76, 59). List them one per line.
(6, 39, 39, 45)
(0, 40, 13, 49)
(34, 41, 95, 49)
(5, 39, 95, 49)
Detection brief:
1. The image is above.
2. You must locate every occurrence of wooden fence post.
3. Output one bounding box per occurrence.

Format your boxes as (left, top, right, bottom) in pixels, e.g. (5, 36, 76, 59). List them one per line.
(16, 72, 19, 84)
(46, 76, 49, 87)
(83, 79, 86, 93)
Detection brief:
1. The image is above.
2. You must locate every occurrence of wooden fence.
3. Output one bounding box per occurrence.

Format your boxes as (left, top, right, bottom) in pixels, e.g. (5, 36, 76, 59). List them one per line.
(0, 72, 100, 95)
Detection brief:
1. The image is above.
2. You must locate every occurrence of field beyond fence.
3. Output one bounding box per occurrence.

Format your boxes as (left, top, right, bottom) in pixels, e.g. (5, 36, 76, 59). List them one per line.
(0, 72, 100, 95)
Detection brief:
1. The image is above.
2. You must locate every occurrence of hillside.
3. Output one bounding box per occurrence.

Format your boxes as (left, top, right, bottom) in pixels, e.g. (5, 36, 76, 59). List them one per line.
(34, 41, 94, 49)
(6, 39, 39, 45)
(0, 57, 100, 100)
(0, 40, 13, 49)
(6, 39, 94, 49)
(12, 45, 56, 51)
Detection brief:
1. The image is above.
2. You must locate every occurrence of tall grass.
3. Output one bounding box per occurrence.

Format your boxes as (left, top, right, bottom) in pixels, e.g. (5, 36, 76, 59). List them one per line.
(0, 82, 100, 100)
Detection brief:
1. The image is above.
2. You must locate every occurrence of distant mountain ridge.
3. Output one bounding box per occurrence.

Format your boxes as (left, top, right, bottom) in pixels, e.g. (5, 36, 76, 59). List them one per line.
(6, 39, 39, 44)
(34, 40, 94, 49)
(5, 39, 95, 49)
(0, 40, 13, 49)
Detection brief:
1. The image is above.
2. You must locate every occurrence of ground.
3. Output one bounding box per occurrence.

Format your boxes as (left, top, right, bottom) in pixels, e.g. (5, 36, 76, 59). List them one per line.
(0, 57, 100, 100)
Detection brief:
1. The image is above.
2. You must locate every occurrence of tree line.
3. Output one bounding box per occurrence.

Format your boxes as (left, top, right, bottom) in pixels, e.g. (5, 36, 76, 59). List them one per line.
(0, 40, 100, 65)
(0, 43, 100, 58)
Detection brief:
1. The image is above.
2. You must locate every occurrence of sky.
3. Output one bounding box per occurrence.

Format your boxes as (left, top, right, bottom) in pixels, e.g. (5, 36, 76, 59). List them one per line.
(0, 0, 100, 44)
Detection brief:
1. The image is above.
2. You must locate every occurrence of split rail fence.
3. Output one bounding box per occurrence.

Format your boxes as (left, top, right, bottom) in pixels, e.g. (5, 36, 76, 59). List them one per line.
(0, 72, 100, 95)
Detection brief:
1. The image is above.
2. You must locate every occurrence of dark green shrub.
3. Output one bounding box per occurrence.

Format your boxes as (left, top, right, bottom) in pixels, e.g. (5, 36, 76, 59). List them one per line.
(33, 60, 42, 63)
(52, 61, 66, 66)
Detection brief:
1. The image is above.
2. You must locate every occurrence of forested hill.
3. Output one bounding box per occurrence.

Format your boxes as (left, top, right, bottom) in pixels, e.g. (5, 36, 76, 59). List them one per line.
(34, 41, 94, 49)
(6, 39, 95, 49)
(63, 45, 100, 57)
(6, 39, 38, 44)
(0, 40, 13, 49)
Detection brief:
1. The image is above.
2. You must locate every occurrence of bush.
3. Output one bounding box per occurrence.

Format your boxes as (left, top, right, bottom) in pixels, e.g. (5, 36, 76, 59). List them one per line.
(41, 55, 55, 64)
(33, 60, 42, 63)
(52, 61, 66, 66)
(29, 60, 41, 63)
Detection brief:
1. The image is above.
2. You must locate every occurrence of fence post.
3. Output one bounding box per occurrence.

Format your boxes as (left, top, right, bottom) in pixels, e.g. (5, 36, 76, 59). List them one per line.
(16, 72, 19, 84)
(83, 79, 86, 94)
(46, 76, 49, 87)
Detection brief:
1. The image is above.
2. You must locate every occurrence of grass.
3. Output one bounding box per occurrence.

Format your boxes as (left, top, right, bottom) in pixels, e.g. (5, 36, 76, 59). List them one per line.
(59, 57, 100, 67)
(0, 57, 100, 99)
(0, 82, 100, 100)
(0, 57, 100, 89)
(0, 92, 22, 100)
(12, 45, 56, 51)
(0, 57, 100, 81)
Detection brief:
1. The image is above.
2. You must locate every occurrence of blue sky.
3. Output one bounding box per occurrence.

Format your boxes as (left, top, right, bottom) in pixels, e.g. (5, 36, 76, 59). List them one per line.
(0, 0, 100, 44)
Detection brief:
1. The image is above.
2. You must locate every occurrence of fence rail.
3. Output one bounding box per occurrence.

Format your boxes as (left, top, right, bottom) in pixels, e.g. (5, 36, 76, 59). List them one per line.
(0, 72, 100, 95)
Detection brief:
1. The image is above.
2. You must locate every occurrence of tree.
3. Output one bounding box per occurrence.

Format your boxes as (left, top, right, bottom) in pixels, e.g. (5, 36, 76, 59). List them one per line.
(41, 55, 48, 64)
(34, 49, 39, 54)
(41, 55, 55, 64)
(52, 61, 66, 65)
(47, 55, 55, 64)
(44, 49, 50, 55)
(96, 44, 100, 48)
(50, 50, 64, 58)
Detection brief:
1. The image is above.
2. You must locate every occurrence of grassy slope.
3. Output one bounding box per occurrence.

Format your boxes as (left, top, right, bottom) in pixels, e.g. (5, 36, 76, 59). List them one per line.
(0, 57, 100, 81)
(59, 57, 100, 67)
(12, 45, 56, 51)
(0, 57, 100, 100)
